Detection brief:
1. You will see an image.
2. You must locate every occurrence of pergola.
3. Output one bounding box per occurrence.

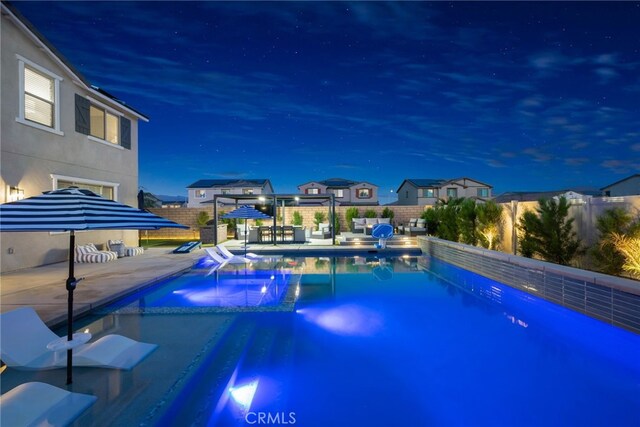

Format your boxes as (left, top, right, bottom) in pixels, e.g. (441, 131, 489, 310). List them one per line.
(204, 193, 336, 245)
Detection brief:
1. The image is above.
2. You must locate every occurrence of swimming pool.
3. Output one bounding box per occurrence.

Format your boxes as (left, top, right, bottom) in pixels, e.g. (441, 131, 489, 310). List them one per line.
(4, 255, 639, 426)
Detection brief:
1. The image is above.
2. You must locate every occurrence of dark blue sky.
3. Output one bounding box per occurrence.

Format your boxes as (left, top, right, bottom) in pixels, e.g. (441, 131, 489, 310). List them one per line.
(14, 1, 640, 201)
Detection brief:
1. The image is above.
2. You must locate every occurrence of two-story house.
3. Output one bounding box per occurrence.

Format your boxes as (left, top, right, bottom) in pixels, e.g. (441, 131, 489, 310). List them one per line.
(297, 178, 379, 205)
(601, 174, 640, 197)
(1, 2, 148, 272)
(396, 178, 493, 206)
(186, 179, 274, 207)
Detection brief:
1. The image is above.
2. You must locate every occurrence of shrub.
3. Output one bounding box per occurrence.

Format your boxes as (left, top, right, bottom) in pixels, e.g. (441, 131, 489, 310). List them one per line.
(313, 211, 327, 230)
(381, 207, 395, 219)
(196, 211, 210, 227)
(292, 211, 303, 226)
(333, 214, 341, 234)
(421, 208, 439, 235)
(364, 209, 377, 218)
(517, 197, 582, 265)
(458, 198, 477, 245)
(476, 200, 503, 250)
(434, 198, 462, 242)
(345, 207, 360, 225)
(591, 208, 640, 276)
(608, 233, 640, 279)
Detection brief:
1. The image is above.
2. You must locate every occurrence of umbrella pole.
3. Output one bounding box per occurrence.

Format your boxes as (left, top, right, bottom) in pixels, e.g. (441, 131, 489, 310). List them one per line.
(244, 221, 248, 257)
(65, 231, 77, 385)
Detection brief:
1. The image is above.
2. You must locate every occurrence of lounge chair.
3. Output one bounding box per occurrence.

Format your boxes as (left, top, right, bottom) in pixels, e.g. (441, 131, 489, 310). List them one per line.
(204, 248, 230, 265)
(216, 244, 263, 260)
(311, 223, 331, 239)
(75, 243, 117, 263)
(0, 307, 157, 370)
(0, 382, 96, 427)
(108, 239, 144, 257)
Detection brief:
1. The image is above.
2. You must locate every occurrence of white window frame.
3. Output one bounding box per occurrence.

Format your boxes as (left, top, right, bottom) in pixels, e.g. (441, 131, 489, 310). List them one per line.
(16, 55, 63, 136)
(51, 174, 119, 200)
(424, 188, 436, 198)
(86, 96, 124, 150)
(194, 189, 207, 199)
(357, 188, 372, 199)
(334, 189, 344, 198)
(243, 188, 254, 195)
(306, 188, 319, 195)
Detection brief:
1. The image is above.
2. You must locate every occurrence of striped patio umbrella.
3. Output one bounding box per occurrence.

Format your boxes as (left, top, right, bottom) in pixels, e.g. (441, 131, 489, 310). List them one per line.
(0, 187, 188, 384)
(222, 205, 271, 256)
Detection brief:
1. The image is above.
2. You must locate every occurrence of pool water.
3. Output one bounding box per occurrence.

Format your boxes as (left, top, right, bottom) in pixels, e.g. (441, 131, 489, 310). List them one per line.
(6, 255, 637, 427)
(146, 256, 640, 427)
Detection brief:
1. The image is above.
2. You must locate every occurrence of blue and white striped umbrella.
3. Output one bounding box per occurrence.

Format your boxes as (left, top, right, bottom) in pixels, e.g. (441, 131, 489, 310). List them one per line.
(0, 187, 187, 231)
(222, 205, 272, 255)
(0, 187, 187, 385)
(222, 205, 272, 221)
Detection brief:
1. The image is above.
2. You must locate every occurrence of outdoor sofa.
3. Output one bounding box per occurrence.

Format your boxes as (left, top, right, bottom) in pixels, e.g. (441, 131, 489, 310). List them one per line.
(107, 239, 144, 258)
(400, 218, 427, 236)
(351, 217, 391, 234)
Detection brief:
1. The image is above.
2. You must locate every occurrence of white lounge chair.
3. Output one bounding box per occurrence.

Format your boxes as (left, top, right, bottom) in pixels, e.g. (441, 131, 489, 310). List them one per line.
(0, 307, 157, 370)
(0, 382, 96, 427)
(204, 248, 231, 266)
(208, 246, 252, 264)
(216, 244, 263, 260)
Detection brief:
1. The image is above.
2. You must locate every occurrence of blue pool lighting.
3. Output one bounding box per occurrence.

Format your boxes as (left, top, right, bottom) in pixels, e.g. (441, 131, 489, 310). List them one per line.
(229, 380, 259, 410)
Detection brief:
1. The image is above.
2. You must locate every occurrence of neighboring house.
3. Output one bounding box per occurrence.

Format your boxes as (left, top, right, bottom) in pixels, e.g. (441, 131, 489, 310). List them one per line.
(493, 189, 600, 204)
(396, 178, 493, 206)
(601, 174, 640, 197)
(186, 179, 274, 207)
(297, 178, 379, 206)
(1, 2, 148, 272)
(157, 195, 187, 208)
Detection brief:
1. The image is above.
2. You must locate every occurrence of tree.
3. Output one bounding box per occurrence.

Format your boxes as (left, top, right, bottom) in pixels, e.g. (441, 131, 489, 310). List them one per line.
(292, 211, 303, 226)
(333, 213, 342, 234)
(476, 200, 503, 250)
(313, 211, 326, 230)
(517, 210, 539, 258)
(608, 233, 640, 279)
(421, 208, 439, 236)
(517, 197, 582, 265)
(458, 198, 477, 245)
(434, 198, 462, 242)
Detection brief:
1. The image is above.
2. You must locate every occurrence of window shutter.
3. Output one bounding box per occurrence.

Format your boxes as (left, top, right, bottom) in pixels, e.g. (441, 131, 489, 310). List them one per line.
(74, 94, 90, 134)
(120, 117, 131, 149)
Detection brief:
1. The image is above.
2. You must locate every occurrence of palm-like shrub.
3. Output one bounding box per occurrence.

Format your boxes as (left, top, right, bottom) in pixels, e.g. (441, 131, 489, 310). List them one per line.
(517, 197, 582, 265)
(608, 232, 640, 278)
(458, 198, 477, 245)
(196, 211, 210, 227)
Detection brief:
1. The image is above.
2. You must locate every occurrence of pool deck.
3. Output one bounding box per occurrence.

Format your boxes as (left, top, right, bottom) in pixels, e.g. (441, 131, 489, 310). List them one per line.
(0, 241, 420, 327)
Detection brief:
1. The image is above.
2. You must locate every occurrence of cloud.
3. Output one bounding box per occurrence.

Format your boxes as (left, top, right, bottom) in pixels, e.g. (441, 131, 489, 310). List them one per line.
(595, 67, 619, 83)
(564, 158, 589, 166)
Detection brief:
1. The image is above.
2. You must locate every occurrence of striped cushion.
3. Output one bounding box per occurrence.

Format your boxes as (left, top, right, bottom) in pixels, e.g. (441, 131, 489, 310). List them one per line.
(125, 247, 144, 257)
(75, 244, 117, 263)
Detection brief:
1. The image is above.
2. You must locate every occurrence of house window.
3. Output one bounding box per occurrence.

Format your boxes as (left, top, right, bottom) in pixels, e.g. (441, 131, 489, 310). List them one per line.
(243, 188, 254, 195)
(334, 189, 344, 198)
(221, 188, 231, 195)
(90, 105, 119, 144)
(54, 176, 117, 200)
(357, 188, 371, 199)
(477, 188, 489, 198)
(195, 190, 206, 199)
(424, 189, 435, 198)
(446, 188, 457, 198)
(306, 188, 319, 195)
(17, 56, 63, 135)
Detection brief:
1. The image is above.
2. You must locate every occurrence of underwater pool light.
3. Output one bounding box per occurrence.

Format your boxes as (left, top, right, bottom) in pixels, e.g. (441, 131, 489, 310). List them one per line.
(229, 380, 259, 410)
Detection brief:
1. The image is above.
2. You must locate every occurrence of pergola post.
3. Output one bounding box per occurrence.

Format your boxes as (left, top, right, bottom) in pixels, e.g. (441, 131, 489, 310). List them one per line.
(331, 194, 336, 245)
(272, 195, 277, 245)
(213, 195, 218, 245)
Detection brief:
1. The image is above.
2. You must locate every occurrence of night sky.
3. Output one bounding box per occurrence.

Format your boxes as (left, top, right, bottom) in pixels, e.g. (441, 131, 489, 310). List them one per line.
(12, 1, 640, 202)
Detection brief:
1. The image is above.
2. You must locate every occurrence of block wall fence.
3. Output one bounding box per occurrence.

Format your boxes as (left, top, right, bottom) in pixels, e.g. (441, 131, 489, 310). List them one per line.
(146, 194, 640, 248)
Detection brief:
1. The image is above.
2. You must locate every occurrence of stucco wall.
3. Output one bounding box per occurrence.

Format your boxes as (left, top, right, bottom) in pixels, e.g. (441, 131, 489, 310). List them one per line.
(1, 11, 140, 272)
(604, 176, 640, 197)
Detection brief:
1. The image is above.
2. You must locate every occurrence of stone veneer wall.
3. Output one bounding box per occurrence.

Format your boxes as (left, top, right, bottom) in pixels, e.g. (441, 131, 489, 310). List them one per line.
(418, 236, 640, 334)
